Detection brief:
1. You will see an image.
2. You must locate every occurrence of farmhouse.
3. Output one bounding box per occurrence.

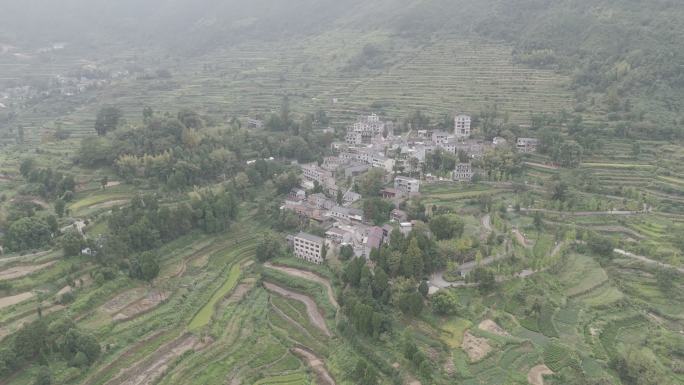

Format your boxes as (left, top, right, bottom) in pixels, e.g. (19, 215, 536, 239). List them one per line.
(292, 232, 326, 264)
(517, 138, 539, 153)
(453, 163, 474, 182)
(247, 118, 264, 129)
(394, 176, 420, 195)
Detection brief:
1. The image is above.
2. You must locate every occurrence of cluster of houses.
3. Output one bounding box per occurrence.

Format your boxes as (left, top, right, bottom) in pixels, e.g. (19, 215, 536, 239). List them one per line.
(283, 113, 538, 264)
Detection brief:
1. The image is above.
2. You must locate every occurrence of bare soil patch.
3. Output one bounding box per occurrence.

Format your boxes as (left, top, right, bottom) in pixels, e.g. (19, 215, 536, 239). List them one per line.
(461, 330, 491, 362)
(264, 281, 331, 337)
(0, 292, 34, 310)
(291, 347, 336, 385)
(264, 262, 338, 310)
(113, 290, 170, 322)
(0, 261, 56, 281)
(223, 280, 255, 305)
(527, 364, 553, 385)
(478, 319, 510, 337)
(101, 288, 147, 314)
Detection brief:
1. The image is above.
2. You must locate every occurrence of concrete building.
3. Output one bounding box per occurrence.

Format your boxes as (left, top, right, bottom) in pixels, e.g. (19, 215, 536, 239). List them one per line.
(431, 130, 450, 145)
(325, 227, 353, 245)
(301, 164, 334, 185)
(394, 176, 420, 195)
(307, 193, 335, 210)
(342, 190, 362, 205)
(453, 163, 474, 182)
(492, 137, 507, 147)
(293, 232, 326, 264)
(390, 209, 408, 222)
(454, 114, 471, 139)
(345, 131, 363, 145)
(330, 206, 364, 222)
(365, 227, 384, 257)
(517, 138, 539, 153)
(289, 188, 306, 201)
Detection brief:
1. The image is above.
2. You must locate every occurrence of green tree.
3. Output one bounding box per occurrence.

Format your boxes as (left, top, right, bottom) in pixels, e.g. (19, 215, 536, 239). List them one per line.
(255, 234, 283, 262)
(429, 214, 465, 240)
(339, 244, 354, 260)
(471, 267, 496, 292)
(431, 290, 459, 315)
(5, 216, 52, 252)
(61, 230, 84, 257)
(130, 252, 160, 281)
(32, 366, 52, 385)
(358, 169, 386, 197)
(94, 106, 122, 136)
(54, 198, 65, 217)
(352, 359, 378, 385)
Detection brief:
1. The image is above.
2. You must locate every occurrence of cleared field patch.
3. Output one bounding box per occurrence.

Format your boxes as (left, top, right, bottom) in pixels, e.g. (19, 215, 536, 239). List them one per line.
(0, 291, 34, 310)
(462, 330, 492, 362)
(0, 261, 56, 281)
(291, 347, 336, 385)
(527, 364, 553, 385)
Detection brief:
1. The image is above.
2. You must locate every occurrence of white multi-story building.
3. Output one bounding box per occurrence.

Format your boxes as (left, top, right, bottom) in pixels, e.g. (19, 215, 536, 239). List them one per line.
(431, 130, 450, 145)
(454, 114, 471, 139)
(347, 113, 386, 141)
(453, 163, 474, 182)
(293, 232, 326, 264)
(394, 176, 420, 195)
(345, 131, 363, 145)
(517, 138, 539, 153)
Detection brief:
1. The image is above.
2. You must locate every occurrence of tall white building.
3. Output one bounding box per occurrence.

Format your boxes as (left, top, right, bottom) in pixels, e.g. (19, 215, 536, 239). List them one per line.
(454, 114, 471, 139)
(293, 232, 325, 264)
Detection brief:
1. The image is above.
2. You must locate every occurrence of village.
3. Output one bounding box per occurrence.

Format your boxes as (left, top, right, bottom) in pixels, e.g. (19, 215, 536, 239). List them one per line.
(281, 112, 539, 265)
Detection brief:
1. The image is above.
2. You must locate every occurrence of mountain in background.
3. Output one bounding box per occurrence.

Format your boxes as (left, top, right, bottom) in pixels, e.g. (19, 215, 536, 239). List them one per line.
(1, 0, 682, 133)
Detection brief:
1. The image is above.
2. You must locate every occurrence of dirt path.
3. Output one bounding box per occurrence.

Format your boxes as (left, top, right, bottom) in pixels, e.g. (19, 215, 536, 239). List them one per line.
(88, 199, 130, 210)
(480, 214, 492, 241)
(0, 292, 34, 310)
(512, 229, 530, 248)
(524, 162, 559, 170)
(263, 263, 339, 310)
(0, 261, 56, 280)
(263, 282, 332, 337)
(291, 347, 336, 385)
(527, 364, 553, 385)
(613, 249, 684, 274)
(104, 333, 208, 385)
